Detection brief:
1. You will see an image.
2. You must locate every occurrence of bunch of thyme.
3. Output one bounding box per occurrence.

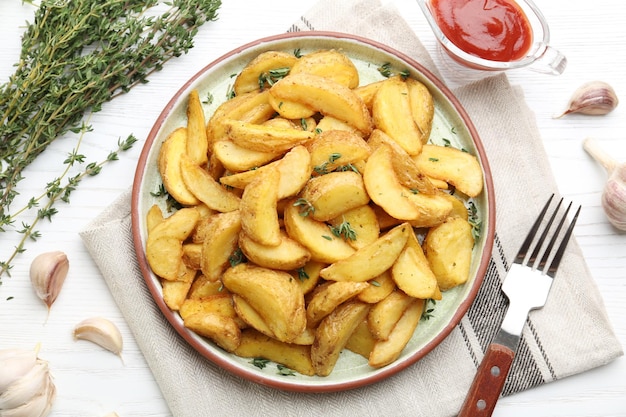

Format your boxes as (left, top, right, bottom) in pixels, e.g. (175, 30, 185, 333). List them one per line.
(0, 0, 221, 281)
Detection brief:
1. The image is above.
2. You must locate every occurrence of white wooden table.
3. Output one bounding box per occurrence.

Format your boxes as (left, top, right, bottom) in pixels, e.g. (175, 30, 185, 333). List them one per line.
(1, 1, 624, 416)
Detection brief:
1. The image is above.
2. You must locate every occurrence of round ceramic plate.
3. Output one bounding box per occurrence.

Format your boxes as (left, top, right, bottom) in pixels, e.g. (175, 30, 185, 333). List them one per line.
(131, 31, 495, 392)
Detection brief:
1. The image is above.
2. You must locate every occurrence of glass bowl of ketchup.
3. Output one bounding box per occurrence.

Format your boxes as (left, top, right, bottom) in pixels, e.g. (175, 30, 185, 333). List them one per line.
(417, 0, 566, 75)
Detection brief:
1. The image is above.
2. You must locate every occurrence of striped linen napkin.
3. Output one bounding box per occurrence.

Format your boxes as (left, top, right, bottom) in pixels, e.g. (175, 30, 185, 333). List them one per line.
(80, 0, 622, 415)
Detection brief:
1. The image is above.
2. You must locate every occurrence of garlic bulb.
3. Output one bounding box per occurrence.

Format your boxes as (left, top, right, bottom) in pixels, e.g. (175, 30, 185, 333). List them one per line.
(74, 317, 124, 356)
(555, 81, 619, 118)
(583, 138, 626, 231)
(0, 349, 55, 417)
(29, 251, 69, 309)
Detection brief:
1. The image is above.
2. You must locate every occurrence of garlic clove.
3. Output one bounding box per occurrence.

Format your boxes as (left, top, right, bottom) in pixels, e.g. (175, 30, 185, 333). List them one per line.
(0, 349, 37, 393)
(29, 251, 69, 309)
(583, 138, 626, 231)
(602, 167, 626, 231)
(555, 81, 619, 118)
(0, 376, 55, 417)
(0, 360, 50, 410)
(73, 317, 123, 356)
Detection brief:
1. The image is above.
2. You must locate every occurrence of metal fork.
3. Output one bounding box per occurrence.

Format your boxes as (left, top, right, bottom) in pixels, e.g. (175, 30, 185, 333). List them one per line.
(458, 194, 581, 417)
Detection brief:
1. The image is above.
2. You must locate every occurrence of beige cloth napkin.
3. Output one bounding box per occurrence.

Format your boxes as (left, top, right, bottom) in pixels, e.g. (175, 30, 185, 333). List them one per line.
(80, 1, 622, 416)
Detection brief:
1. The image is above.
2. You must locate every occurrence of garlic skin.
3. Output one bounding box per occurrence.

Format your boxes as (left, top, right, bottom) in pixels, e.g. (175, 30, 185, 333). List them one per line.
(29, 251, 69, 309)
(583, 138, 626, 231)
(556, 81, 619, 118)
(0, 349, 55, 417)
(74, 317, 124, 356)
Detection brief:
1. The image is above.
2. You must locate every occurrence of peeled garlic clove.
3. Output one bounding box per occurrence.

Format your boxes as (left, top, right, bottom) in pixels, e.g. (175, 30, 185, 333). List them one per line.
(29, 251, 69, 309)
(556, 81, 619, 117)
(0, 349, 37, 392)
(0, 360, 49, 410)
(73, 317, 123, 356)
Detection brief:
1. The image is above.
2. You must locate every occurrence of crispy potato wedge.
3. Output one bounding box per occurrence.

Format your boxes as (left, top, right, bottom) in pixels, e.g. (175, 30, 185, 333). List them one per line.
(270, 73, 373, 135)
(306, 281, 370, 327)
(368, 129, 437, 195)
(179, 294, 238, 321)
(161, 274, 194, 311)
(392, 230, 441, 300)
(146, 207, 200, 280)
(423, 216, 474, 291)
(441, 191, 470, 220)
(328, 205, 379, 250)
(283, 199, 355, 263)
(414, 144, 484, 198)
(180, 155, 241, 212)
(200, 210, 242, 281)
(372, 76, 422, 155)
(306, 130, 371, 175)
(357, 270, 396, 303)
(184, 312, 241, 352)
(367, 290, 414, 340)
(186, 89, 209, 165)
(363, 144, 420, 221)
(290, 260, 325, 295)
(406, 191, 454, 228)
(345, 318, 376, 358)
(316, 116, 362, 136)
(406, 78, 434, 143)
(369, 298, 424, 368)
(158, 127, 200, 206)
(146, 204, 165, 232)
(182, 242, 202, 271)
(240, 166, 281, 246)
(222, 263, 306, 343)
(239, 230, 311, 271)
(213, 140, 281, 172)
(187, 274, 227, 299)
(301, 171, 370, 222)
(206, 90, 275, 146)
(224, 119, 315, 153)
(233, 51, 298, 95)
(220, 145, 311, 199)
(235, 329, 316, 376)
(268, 93, 316, 119)
(319, 223, 411, 282)
(354, 79, 385, 110)
(290, 49, 359, 89)
(311, 300, 370, 376)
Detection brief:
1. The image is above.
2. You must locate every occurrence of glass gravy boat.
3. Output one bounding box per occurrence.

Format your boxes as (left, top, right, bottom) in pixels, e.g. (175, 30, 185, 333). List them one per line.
(416, 0, 566, 75)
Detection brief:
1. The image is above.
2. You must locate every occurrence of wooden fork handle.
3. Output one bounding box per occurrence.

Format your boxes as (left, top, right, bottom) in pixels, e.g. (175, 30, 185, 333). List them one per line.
(458, 343, 515, 417)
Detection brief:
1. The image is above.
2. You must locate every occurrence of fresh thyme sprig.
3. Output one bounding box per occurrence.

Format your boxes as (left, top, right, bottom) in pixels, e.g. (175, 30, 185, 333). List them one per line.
(0, 0, 221, 281)
(0, 130, 138, 278)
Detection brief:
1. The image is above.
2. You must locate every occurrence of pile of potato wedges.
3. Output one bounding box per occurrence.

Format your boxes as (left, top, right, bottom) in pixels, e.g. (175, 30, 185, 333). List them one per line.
(145, 49, 484, 377)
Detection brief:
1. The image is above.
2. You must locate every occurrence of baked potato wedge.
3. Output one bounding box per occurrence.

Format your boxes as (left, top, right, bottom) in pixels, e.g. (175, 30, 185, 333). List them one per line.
(423, 216, 474, 291)
(300, 171, 370, 222)
(222, 263, 306, 343)
(372, 76, 422, 155)
(290, 49, 359, 89)
(306, 281, 370, 327)
(235, 329, 316, 376)
(183, 312, 241, 352)
(270, 72, 373, 135)
(157, 127, 199, 206)
(311, 300, 370, 376)
(239, 166, 281, 246)
(369, 298, 424, 368)
(283, 199, 355, 263)
(224, 119, 315, 154)
(200, 210, 242, 281)
(233, 50, 298, 95)
(238, 230, 311, 271)
(180, 155, 241, 212)
(414, 144, 484, 198)
(186, 89, 209, 166)
(319, 223, 410, 282)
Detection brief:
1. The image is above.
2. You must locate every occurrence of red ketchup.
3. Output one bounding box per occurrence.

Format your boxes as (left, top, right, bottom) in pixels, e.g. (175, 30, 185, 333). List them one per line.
(429, 0, 533, 62)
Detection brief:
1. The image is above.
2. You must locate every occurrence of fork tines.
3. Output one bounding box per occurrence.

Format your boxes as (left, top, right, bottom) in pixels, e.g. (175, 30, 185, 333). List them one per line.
(514, 194, 581, 277)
